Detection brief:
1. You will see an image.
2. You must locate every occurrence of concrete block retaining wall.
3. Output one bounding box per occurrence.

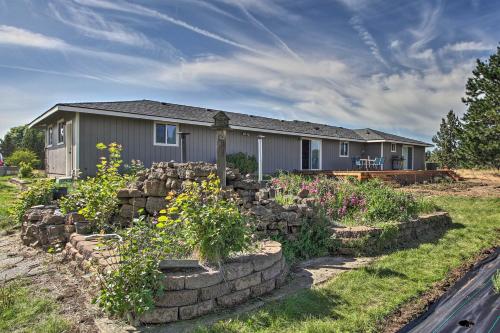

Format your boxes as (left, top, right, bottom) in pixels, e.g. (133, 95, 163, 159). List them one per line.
(331, 212, 452, 254)
(62, 237, 288, 324)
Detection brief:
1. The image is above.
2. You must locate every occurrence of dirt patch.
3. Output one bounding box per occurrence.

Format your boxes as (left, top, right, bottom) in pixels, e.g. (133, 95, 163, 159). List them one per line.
(403, 179, 500, 198)
(0, 231, 104, 332)
(380, 247, 497, 333)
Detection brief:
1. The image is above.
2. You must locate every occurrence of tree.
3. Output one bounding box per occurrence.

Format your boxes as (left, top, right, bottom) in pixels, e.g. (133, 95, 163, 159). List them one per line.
(0, 125, 45, 167)
(460, 46, 500, 169)
(432, 110, 462, 168)
(0, 126, 25, 157)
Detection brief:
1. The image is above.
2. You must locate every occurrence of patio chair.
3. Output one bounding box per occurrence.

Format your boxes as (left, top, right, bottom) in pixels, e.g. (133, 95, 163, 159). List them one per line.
(371, 157, 385, 170)
(352, 157, 362, 170)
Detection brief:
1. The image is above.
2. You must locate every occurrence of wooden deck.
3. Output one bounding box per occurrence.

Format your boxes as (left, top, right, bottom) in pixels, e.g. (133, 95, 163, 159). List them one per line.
(294, 169, 463, 184)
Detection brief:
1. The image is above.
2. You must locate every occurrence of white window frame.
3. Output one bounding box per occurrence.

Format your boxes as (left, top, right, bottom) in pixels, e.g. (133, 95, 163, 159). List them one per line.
(47, 125, 53, 147)
(153, 121, 179, 147)
(339, 141, 349, 157)
(391, 143, 397, 152)
(299, 138, 322, 170)
(57, 119, 65, 145)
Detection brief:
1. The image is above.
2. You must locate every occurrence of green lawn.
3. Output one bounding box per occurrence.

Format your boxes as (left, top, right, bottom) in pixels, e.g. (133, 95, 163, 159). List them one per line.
(0, 176, 19, 231)
(199, 196, 500, 333)
(0, 281, 70, 333)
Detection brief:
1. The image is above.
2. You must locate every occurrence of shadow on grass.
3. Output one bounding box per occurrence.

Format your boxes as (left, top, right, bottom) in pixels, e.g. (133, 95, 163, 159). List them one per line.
(201, 288, 346, 333)
(348, 219, 466, 258)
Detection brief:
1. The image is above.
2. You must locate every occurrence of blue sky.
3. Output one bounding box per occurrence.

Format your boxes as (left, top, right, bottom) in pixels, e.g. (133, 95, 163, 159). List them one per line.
(0, 0, 498, 142)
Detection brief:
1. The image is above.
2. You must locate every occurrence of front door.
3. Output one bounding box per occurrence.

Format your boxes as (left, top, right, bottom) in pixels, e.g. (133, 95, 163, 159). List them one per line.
(65, 121, 73, 177)
(402, 146, 413, 170)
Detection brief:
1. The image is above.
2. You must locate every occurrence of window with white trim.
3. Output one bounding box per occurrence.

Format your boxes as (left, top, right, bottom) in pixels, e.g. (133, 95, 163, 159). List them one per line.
(391, 143, 397, 152)
(47, 126, 53, 147)
(57, 120, 65, 144)
(339, 141, 349, 157)
(154, 122, 177, 145)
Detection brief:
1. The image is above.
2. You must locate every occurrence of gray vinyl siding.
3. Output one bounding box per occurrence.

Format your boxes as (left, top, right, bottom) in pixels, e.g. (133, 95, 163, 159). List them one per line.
(79, 114, 179, 176)
(227, 130, 300, 174)
(323, 140, 363, 170)
(73, 112, 428, 176)
(45, 112, 75, 176)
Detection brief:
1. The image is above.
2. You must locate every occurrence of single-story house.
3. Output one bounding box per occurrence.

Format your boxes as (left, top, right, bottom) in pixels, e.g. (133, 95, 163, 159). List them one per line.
(28, 100, 432, 177)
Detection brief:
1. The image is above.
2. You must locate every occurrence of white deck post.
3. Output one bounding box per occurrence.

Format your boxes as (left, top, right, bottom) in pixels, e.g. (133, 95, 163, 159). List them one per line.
(257, 135, 265, 182)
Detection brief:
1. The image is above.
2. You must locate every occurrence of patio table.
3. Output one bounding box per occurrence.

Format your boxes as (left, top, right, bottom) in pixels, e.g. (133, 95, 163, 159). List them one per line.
(359, 158, 375, 170)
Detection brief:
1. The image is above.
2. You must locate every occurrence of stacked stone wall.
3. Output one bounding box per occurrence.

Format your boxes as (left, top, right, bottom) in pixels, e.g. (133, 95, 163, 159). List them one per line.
(21, 205, 77, 250)
(116, 162, 316, 240)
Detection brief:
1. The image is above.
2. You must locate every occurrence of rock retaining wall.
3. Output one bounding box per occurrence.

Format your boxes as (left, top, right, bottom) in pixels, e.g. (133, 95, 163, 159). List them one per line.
(116, 162, 316, 240)
(21, 205, 77, 250)
(331, 212, 452, 255)
(62, 237, 288, 324)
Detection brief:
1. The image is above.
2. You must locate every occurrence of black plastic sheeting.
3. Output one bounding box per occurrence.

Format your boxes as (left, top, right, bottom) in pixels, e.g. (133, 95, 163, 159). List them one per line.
(400, 248, 500, 333)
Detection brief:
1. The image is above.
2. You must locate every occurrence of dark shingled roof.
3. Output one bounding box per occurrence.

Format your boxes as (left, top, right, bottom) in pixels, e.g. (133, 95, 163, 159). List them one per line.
(56, 99, 430, 145)
(353, 128, 430, 146)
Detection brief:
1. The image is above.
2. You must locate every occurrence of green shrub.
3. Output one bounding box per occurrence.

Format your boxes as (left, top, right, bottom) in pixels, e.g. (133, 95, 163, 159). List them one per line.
(17, 162, 33, 178)
(10, 178, 56, 225)
(276, 216, 332, 264)
(94, 217, 167, 321)
(5, 149, 40, 168)
(60, 143, 127, 232)
(159, 175, 252, 263)
(123, 159, 145, 176)
(227, 152, 258, 175)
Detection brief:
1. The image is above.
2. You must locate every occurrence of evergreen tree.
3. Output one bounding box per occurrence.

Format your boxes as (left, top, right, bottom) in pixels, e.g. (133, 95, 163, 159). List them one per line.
(432, 110, 462, 168)
(460, 46, 500, 169)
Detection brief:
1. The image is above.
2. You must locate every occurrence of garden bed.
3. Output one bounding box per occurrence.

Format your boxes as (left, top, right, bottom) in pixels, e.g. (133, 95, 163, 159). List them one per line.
(62, 236, 288, 324)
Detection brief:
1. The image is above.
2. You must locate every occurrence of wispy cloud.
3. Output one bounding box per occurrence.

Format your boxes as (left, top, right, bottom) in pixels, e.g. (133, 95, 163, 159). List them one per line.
(74, 0, 264, 54)
(349, 16, 388, 67)
(48, 1, 154, 48)
(237, 3, 301, 60)
(441, 41, 494, 52)
(0, 25, 68, 49)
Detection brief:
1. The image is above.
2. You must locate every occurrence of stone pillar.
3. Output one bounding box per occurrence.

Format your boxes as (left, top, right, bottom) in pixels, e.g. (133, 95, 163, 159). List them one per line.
(179, 132, 190, 163)
(212, 111, 230, 187)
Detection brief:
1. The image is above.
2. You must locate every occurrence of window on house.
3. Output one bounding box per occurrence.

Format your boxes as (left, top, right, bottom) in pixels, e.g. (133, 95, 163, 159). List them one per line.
(340, 141, 349, 157)
(301, 139, 321, 170)
(57, 121, 65, 144)
(391, 143, 397, 152)
(47, 126, 53, 146)
(154, 122, 177, 145)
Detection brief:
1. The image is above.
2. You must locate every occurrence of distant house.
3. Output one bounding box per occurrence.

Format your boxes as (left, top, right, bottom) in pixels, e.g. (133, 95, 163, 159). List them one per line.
(29, 100, 432, 177)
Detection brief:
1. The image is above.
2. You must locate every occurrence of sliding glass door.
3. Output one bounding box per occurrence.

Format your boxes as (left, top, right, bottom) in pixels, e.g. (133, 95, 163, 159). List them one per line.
(301, 139, 321, 170)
